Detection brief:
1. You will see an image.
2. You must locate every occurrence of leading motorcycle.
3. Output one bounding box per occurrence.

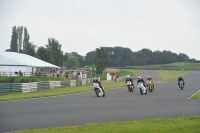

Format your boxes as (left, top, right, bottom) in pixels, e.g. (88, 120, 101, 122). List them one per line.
(137, 82, 147, 95)
(179, 80, 184, 90)
(92, 82, 105, 97)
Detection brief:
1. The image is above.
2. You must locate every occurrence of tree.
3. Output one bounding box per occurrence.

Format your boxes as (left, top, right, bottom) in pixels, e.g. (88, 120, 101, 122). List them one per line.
(71, 52, 85, 67)
(10, 26, 18, 52)
(178, 53, 189, 62)
(5, 49, 11, 52)
(46, 38, 63, 66)
(120, 48, 134, 67)
(95, 47, 109, 74)
(37, 46, 53, 63)
(17, 26, 23, 52)
(65, 56, 79, 69)
(85, 51, 96, 66)
(23, 27, 29, 51)
(62, 52, 69, 67)
(23, 42, 36, 57)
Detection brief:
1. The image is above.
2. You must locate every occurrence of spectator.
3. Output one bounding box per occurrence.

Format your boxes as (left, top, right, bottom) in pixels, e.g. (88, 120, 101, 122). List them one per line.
(65, 71, 68, 79)
(73, 71, 76, 79)
(19, 70, 23, 76)
(56, 69, 60, 78)
(77, 71, 80, 79)
(82, 71, 85, 78)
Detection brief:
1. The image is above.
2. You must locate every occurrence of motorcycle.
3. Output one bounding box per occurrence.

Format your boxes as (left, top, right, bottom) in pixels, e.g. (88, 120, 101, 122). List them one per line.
(92, 82, 105, 97)
(179, 80, 184, 90)
(146, 80, 154, 92)
(126, 81, 134, 92)
(137, 82, 147, 95)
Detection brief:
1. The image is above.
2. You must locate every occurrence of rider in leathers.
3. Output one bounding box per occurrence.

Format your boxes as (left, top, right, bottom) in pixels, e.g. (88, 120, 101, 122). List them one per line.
(92, 77, 103, 89)
(178, 76, 185, 88)
(137, 76, 146, 87)
(146, 76, 155, 89)
(125, 75, 134, 88)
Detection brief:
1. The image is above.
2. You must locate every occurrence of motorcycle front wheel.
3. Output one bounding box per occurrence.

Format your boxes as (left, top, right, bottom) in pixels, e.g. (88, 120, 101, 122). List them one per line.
(140, 88, 143, 95)
(95, 88, 105, 97)
(180, 83, 184, 90)
(128, 86, 131, 92)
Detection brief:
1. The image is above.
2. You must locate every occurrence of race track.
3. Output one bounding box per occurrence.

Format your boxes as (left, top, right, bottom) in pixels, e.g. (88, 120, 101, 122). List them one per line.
(0, 71, 200, 132)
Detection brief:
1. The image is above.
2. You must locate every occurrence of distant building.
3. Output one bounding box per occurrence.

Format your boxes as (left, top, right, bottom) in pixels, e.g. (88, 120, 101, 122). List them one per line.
(0, 52, 60, 76)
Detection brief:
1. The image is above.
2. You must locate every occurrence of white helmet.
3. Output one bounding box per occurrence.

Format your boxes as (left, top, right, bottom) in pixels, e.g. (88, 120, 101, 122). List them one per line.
(148, 76, 150, 78)
(127, 75, 130, 78)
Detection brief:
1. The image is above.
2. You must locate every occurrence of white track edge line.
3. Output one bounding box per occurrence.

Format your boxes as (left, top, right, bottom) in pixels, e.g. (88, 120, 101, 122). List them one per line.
(188, 90, 200, 99)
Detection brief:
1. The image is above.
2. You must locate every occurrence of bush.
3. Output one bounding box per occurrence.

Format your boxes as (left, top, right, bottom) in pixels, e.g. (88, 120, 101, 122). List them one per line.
(30, 78, 37, 82)
(76, 79, 82, 85)
(8, 77, 15, 83)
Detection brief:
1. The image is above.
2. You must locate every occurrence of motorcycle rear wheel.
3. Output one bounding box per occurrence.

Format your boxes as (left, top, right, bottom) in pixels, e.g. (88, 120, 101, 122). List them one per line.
(140, 88, 143, 95)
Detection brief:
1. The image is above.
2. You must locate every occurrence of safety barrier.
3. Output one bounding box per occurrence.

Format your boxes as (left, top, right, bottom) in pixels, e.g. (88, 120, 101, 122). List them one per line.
(0, 78, 93, 94)
(0, 80, 77, 94)
(0, 76, 127, 94)
(115, 75, 131, 82)
(0, 83, 22, 94)
(81, 78, 93, 85)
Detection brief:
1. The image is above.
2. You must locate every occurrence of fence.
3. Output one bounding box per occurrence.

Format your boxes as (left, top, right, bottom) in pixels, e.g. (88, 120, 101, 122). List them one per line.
(0, 71, 60, 77)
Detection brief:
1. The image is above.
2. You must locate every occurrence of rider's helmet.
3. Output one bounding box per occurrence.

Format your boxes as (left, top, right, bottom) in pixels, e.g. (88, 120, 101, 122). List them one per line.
(138, 76, 141, 80)
(127, 75, 130, 79)
(93, 77, 98, 83)
(148, 76, 150, 78)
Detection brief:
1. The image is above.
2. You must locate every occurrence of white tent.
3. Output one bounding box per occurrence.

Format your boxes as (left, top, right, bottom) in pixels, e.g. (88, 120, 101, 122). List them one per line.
(0, 52, 60, 76)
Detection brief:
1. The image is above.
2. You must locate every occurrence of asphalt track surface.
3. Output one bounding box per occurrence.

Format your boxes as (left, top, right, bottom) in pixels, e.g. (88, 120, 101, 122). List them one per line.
(0, 71, 200, 132)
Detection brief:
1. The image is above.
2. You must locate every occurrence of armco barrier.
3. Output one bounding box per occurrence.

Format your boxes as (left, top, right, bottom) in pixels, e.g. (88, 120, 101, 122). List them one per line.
(37, 82, 50, 90)
(82, 79, 87, 85)
(115, 75, 131, 82)
(82, 78, 94, 85)
(0, 80, 77, 94)
(70, 80, 76, 86)
(22, 82, 38, 93)
(0, 83, 22, 94)
(0, 78, 92, 94)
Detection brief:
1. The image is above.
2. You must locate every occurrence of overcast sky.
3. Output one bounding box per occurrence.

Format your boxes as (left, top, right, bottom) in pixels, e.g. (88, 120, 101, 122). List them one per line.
(0, 0, 200, 60)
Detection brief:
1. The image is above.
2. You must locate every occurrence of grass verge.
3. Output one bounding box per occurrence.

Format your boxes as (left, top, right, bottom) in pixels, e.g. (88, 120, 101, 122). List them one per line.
(16, 116, 200, 133)
(126, 62, 200, 70)
(156, 70, 192, 82)
(191, 91, 200, 99)
(0, 70, 138, 101)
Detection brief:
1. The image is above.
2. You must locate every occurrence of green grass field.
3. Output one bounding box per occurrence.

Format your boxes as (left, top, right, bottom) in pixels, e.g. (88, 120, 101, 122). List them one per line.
(156, 70, 192, 82)
(16, 116, 200, 133)
(191, 91, 200, 99)
(127, 62, 200, 70)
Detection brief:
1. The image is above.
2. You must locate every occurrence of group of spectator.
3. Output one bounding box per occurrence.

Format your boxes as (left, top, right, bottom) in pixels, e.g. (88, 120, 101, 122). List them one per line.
(73, 71, 87, 79)
(13, 69, 87, 79)
(14, 70, 23, 76)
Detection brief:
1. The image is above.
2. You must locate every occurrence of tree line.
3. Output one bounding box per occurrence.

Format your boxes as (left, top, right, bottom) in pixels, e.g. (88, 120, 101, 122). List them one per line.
(6, 26, 199, 74)
(86, 47, 198, 67)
